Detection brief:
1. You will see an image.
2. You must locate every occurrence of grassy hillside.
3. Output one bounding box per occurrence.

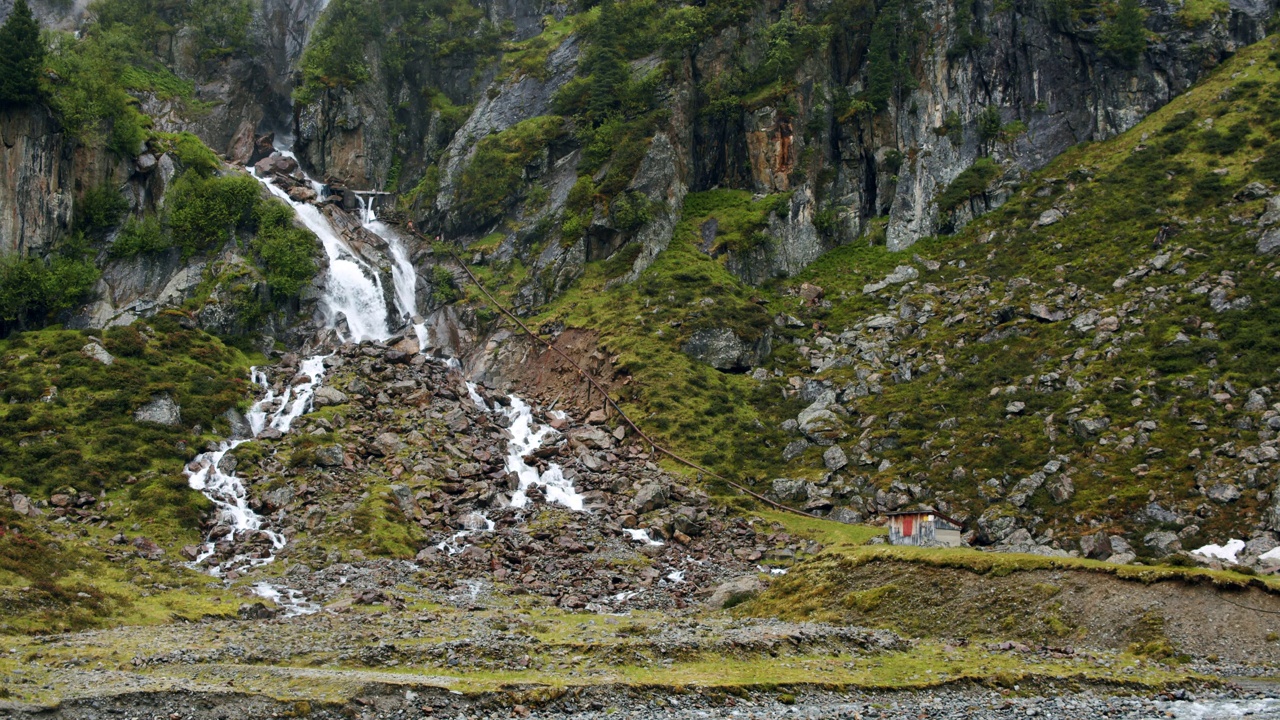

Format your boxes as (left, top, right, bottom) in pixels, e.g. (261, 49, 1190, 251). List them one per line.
(528, 35, 1280, 550)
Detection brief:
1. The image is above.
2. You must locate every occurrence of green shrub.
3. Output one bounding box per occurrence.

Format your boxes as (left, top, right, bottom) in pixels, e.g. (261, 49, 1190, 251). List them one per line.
(1254, 142, 1280, 183)
(458, 116, 565, 226)
(1200, 121, 1249, 154)
(251, 200, 317, 297)
(0, 248, 99, 333)
(865, 0, 916, 110)
(0, 0, 43, 107)
(561, 211, 586, 245)
(167, 173, 260, 258)
(936, 157, 1001, 214)
(977, 105, 1002, 142)
(430, 265, 460, 304)
(75, 184, 129, 238)
(567, 176, 598, 213)
(295, 0, 373, 104)
(41, 32, 149, 156)
(109, 215, 169, 257)
(161, 131, 221, 175)
(187, 0, 252, 60)
(610, 191, 654, 231)
(1099, 0, 1146, 68)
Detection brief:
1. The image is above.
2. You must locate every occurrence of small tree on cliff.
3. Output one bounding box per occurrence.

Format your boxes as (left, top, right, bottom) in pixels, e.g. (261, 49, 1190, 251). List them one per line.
(0, 0, 43, 107)
(1100, 0, 1146, 69)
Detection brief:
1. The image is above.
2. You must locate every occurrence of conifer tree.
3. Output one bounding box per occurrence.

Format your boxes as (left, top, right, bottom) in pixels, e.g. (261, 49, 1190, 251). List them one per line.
(0, 0, 43, 107)
(1100, 0, 1146, 68)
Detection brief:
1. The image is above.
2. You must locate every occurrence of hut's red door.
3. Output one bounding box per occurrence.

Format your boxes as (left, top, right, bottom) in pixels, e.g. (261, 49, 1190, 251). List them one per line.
(902, 515, 914, 536)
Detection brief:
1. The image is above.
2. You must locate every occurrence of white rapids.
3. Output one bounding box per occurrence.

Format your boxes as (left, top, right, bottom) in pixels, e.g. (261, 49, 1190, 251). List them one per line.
(433, 377, 589, 555)
(184, 359, 330, 615)
(185, 144, 421, 616)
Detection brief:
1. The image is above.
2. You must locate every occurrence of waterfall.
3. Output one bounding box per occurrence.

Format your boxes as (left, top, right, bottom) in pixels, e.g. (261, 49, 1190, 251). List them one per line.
(357, 194, 429, 350)
(249, 151, 391, 343)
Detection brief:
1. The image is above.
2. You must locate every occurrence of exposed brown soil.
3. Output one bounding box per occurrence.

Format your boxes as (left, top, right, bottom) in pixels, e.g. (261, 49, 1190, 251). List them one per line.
(470, 328, 628, 417)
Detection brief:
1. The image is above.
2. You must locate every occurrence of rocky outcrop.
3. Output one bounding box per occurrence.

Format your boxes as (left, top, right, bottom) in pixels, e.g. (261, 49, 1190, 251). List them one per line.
(682, 327, 771, 372)
(405, 0, 1271, 299)
(0, 106, 122, 257)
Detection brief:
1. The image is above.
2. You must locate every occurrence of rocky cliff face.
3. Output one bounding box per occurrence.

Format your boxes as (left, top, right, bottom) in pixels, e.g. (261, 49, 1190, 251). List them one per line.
(0, 107, 75, 257)
(287, 0, 1270, 310)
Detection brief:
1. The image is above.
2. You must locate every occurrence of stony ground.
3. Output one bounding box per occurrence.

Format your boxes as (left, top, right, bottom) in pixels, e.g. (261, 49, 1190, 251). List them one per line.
(5, 681, 1279, 719)
(4, 343, 1279, 718)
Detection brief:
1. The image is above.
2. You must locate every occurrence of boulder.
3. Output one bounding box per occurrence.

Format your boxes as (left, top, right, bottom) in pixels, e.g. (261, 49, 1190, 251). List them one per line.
(822, 445, 848, 471)
(633, 483, 669, 513)
(1206, 483, 1241, 503)
(314, 444, 345, 467)
(781, 440, 810, 461)
(1047, 475, 1074, 504)
(371, 432, 406, 457)
(1035, 208, 1063, 226)
(681, 327, 771, 372)
(1258, 227, 1280, 255)
(238, 602, 278, 620)
(135, 153, 158, 173)
(287, 185, 317, 203)
(134, 394, 182, 426)
(131, 536, 165, 559)
(313, 386, 350, 407)
(390, 484, 422, 521)
(1070, 310, 1100, 333)
(81, 342, 114, 366)
(1071, 416, 1110, 439)
(226, 121, 255, 165)
(262, 486, 295, 512)
(705, 575, 766, 609)
(1141, 503, 1180, 525)
(1079, 531, 1112, 560)
(1143, 530, 1182, 557)
(456, 512, 490, 531)
(977, 507, 1019, 544)
(797, 402, 845, 446)
(772, 478, 809, 502)
(568, 426, 614, 450)
(827, 506, 864, 525)
(1109, 535, 1135, 555)
(10, 493, 41, 517)
(1265, 491, 1280, 532)
(798, 283, 824, 303)
(862, 265, 919, 294)
(223, 408, 253, 440)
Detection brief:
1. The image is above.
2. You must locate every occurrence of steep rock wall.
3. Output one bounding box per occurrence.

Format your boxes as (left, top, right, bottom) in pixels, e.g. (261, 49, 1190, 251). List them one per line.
(363, 0, 1271, 304)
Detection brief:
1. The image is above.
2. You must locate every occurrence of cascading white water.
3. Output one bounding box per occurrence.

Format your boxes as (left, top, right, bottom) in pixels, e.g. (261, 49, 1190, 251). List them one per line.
(247, 356, 329, 435)
(501, 397, 585, 511)
(357, 194, 428, 349)
(249, 152, 391, 343)
(435, 375, 590, 555)
(184, 359, 330, 616)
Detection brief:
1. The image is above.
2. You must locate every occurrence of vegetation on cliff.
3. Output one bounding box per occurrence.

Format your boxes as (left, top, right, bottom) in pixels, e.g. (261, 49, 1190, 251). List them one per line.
(0, 0, 42, 107)
(520, 36, 1280, 553)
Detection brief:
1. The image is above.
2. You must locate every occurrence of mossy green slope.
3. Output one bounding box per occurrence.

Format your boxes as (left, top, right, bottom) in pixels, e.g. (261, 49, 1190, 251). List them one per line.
(0, 316, 261, 500)
(527, 36, 1280, 548)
